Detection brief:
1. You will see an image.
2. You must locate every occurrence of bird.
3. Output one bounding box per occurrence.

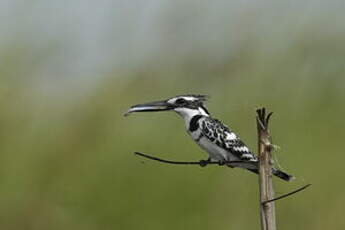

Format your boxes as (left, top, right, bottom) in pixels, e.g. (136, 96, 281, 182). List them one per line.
(124, 94, 294, 181)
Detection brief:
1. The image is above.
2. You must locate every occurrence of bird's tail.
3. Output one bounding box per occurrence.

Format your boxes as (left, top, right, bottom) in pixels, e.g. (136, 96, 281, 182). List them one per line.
(246, 168, 294, 182)
(272, 168, 295, 181)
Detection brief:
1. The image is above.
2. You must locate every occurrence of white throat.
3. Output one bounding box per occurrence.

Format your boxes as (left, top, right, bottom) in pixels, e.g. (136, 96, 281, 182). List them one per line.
(174, 107, 209, 128)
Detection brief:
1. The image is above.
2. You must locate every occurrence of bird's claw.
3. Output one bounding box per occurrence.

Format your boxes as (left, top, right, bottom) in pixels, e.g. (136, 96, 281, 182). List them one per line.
(199, 159, 210, 167)
(218, 161, 225, 166)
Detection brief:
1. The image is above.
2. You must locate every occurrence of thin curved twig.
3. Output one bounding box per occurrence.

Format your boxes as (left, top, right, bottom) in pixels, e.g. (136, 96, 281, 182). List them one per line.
(134, 151, 311, 205)
(134, 152, 245, 166)
(262, 184, 312, 205)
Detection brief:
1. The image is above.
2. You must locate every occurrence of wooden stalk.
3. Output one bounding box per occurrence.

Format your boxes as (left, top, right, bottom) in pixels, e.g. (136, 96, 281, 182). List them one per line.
(256, 108, 276, 230)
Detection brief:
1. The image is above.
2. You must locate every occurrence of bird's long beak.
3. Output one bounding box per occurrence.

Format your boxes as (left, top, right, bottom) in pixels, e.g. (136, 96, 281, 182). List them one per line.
(124, 100, 173, 116)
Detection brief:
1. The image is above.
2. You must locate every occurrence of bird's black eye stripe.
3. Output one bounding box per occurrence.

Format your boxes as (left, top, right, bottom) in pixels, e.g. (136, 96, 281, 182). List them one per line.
(175, 98, 186, 104)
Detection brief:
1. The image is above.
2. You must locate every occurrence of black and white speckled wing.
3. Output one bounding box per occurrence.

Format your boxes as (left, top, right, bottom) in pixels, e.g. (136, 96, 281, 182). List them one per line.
(200, 117, 258, 161)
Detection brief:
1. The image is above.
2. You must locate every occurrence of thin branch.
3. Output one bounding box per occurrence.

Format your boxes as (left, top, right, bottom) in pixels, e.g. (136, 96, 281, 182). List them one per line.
(135, 151, 311, 206)
(134, 152, 245, 166)
(257, 116, 266, 130)
(262, 184, 312, 205)
(266, 112, 273, 126)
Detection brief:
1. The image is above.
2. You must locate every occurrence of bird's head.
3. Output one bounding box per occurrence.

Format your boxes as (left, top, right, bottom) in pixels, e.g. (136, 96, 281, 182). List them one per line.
(124, 95, 210, 119)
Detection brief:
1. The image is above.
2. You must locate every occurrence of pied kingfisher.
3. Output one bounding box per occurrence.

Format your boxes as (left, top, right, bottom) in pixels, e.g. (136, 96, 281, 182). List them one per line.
(125, 95, 293, 181)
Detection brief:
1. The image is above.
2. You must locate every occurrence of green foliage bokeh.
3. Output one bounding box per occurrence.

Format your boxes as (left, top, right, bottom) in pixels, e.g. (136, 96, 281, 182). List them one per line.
(1, 11, 345, 230)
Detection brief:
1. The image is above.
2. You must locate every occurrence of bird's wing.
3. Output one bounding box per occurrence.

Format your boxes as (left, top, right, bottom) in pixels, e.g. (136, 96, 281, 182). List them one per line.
(200, 117, 257, 161)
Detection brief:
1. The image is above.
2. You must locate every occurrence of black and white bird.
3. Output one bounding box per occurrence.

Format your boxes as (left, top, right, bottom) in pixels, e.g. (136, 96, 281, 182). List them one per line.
(125, 95, 294, 181)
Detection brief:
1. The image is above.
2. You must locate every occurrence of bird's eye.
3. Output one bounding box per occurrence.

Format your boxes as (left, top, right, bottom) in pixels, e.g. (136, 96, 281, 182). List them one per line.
(175, 98, 186, 104)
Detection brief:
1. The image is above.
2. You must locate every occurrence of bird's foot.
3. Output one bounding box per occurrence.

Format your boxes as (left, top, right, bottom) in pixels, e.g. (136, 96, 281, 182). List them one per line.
(199, 158, 211, 167)
(218, 160, 226, 166)
(227, 164, 235, 168)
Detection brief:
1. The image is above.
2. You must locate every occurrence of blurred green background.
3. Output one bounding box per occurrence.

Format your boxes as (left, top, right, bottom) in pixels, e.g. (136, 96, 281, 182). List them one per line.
(1, 1, 345, 229)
